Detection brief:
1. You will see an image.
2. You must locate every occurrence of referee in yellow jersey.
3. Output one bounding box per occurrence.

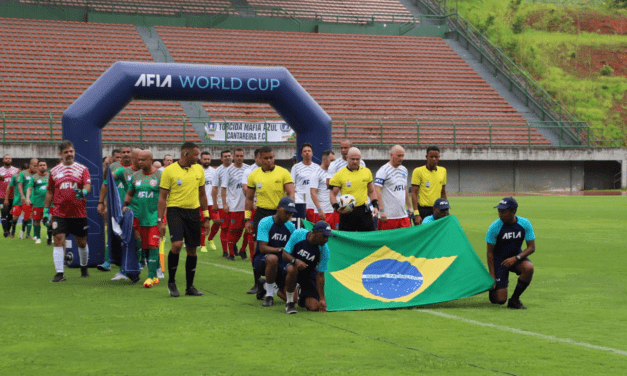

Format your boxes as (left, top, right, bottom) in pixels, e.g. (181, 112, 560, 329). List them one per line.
(411, 145, 447, 225)
(158, 142, 211, 298)
(329, 147, 379, 232)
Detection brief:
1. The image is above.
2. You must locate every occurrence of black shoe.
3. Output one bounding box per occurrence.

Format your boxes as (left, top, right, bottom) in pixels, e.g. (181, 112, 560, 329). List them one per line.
(256, 278, 266, 300)
(50, 273, 66, 282)
(80, 266, 89, 278)
(285, 302, 297, 314)
(227, 255, 235, 261)
(507, 298, 527, 310)
(46, 238, 52, 246)
(168, 282, 180, 297)
(222, 251, 228, 258)
(185, 286, 204, 296)
(3, 231, 8, 238)
(239, 251, 247, 260)
(262, 296, 274, 307)
(247, 284, 259, 294)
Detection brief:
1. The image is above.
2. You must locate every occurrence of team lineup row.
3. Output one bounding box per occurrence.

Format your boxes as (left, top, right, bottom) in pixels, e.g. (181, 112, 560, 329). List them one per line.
(0, 140, 536, 312)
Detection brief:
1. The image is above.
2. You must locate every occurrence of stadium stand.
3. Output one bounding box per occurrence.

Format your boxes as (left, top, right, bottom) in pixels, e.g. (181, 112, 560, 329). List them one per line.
(157, 27, 551, 146)
(0, 18, 200, 143)
(18, 0, 232, 16)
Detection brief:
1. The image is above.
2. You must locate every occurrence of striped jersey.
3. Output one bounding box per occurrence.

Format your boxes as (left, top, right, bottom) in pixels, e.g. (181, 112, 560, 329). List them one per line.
(291, 161, 320, 210)
(222, 163, 249, 212)
(47, 162, 91, 218)
(128, 169, 162, 227)
(203, 166, 214, 206)
(310, 167, 333, 213)
(374, 163, 409, 219)
(0, 166, 20, 199)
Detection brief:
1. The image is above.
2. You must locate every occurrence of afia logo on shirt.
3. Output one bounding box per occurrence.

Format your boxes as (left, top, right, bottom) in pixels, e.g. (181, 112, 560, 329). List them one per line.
(271, 233, 287, 241)
(60, 182, 78, 190)
(502, 231, 522, 240)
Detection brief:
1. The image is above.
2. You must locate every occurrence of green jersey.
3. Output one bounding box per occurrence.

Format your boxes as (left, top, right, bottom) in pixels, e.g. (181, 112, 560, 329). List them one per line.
(9, 174, 21, 206)
(107, 161, 131, 200)
(115, 165, 140, 214)
(17, 171, 34, 202)
(127, 169, 162, 226)
(27, 172, 49, 208)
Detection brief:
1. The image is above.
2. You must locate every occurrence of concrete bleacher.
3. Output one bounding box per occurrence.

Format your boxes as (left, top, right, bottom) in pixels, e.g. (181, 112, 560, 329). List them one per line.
(18, 0, 231, 16)
(0, 18, 200, 143)
(157, 27, 550, 146)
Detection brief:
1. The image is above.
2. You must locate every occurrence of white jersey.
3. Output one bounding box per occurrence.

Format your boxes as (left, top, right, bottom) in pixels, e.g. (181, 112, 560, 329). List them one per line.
(242, 163, 260, 204)
(222, 163, 249, 212)
(212, 165, 228, 209)
(203, 166, 214, 206)
(310, 166, 333, 213)
(291, 161, 319, 210)
(374, 163, 409, 219)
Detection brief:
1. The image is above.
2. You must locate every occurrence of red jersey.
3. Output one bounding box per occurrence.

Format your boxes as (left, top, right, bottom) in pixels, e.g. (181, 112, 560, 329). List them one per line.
(0, 166, 20, 199)
(47, 162, 91, 218)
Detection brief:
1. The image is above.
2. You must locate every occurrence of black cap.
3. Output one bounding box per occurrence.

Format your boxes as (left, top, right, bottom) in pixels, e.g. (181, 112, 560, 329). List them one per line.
(495, 197, 518, 210)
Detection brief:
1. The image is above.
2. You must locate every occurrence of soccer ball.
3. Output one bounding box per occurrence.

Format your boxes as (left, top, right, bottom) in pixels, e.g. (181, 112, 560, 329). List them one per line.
(338, 194, 356, 211)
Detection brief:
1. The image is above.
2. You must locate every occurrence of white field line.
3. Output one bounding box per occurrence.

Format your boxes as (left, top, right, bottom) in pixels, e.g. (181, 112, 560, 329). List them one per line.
(197, 260, 253, 275)
(416, 309, 627, 356)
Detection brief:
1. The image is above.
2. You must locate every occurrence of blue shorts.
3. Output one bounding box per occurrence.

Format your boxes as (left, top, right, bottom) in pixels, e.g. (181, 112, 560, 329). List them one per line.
(292, 268, 319, 303)
(253, 253, 287, 289)
(493, 256, 530, 288)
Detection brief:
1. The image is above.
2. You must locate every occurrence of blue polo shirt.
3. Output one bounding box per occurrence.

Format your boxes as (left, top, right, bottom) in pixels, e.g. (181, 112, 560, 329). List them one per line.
(284, 229, 330, 273)
(254, 215, 295, 262)
(486, 216, 535, 259)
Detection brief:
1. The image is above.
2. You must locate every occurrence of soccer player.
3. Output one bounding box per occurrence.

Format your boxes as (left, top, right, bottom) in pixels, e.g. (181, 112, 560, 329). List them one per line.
(200, 151, 219, 252)
(329, 148, 379, 232)
(211, 150, 232, 258)
(242, 148, 261, 293)
(310, 150, 336, 227)
(486, 197, 535, 309)
(5, 164, 26, 238)
(421, 198, 450, 224)
(162, 154, 173, 169)
(253, 196, 297, 307)
(411, 145, 447, 225)
(16, 158, 38, 239)
(326, 139, 365, 187)
(26, 160, 49, 244)
(1, 154, 20, 237)
(153, 160, 162, 170)
(44, 140, 92, 282)
(282, 221, 333, 314)
(374, 145, 411, 230)
(158, 142, 211, 297)
(123, 150, 162, 288)
(221, 149, 249, 261)
(291, 143, 320, 222)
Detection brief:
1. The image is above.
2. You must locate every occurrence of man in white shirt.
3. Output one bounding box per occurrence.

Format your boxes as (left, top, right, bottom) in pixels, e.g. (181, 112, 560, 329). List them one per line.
(221, 149, 249, 261)
(374, 145, 412, 230)
(290, 143, 319, 222)
(242, 149, 262, 295)
(211, 150, 232, 258)
(310, 150, 337, 229)
(201, 152, 219, 252)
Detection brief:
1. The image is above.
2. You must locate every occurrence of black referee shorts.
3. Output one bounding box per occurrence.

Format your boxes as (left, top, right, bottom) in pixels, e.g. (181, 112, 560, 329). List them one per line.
(253, 207, 276, 239)
(167, 207, 201, 249)
(339, 205, 375, 232)
(418, 205, 434, 221)
(51, 216, 88, 238)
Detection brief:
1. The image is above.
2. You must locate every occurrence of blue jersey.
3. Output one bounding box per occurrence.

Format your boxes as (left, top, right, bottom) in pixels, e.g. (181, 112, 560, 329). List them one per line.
(422, 215, 435, 224)
(284, 229, 330, 273)
(255, 215, 296, 258)
(485, 216, 535, 259)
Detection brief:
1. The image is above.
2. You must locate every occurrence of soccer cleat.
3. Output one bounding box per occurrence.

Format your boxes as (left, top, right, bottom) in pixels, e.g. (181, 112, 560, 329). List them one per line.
(247, 284, 259, 295)
(143, 278, 154, 288)
(285, 302, 297, 314)
(3, 231, 8, 238)
(239, 251, 247, 260)
(185, 286, 204, 296)
(46, 237, 52, 246)
(227, 255, 235, 261)
(50, 273, 66, 282)
(156, 268, 165, 279)
(207, 240, 217, 251)
(507, 299, 527, 310)
(222, 251, 228, 259)
(262, 296, 274, 307)
(80, 266, 89, 278)
(111, 272, 128, 281)
(152, 277, 160, 285)
(19, 231, 24, 240)
(97, 261, 111, 272)
(26, 234, 32, 240)
(256, 278, 266, 300)
(168, 282, 180, 297)
(138, 262, 143, 271)
(200, 246, 208, 253)
(35, 238, 41, 244)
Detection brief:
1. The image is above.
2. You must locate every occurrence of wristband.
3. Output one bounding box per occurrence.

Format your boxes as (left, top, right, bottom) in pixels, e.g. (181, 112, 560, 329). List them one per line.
(123, 202, 131, 207)
(317, 207, 322, 211)
(203, 210, 210, 218)
(157, 218, 163, 223)
(98, 201, 104, 204)
(414, 210, 420, 216)
(244, 210, 252, 220)
(379, 209, 385, 213)
(371, 199, 379, 209)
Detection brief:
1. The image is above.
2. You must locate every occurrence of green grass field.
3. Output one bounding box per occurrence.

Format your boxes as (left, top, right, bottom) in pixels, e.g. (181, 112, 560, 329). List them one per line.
(2, 195, 626, 375)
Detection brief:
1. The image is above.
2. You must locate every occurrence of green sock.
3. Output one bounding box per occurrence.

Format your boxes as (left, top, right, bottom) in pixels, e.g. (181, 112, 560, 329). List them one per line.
(104, 244, 109, 262)
(34, 225, 41, 239)
(148, 249, 159, 279)
(26, 220, 32, 235)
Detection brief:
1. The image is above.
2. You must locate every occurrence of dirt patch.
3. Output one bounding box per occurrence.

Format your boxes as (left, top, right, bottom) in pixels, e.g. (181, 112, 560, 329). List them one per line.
(556, 45, 627, 78)
(566, 9, 627, 35)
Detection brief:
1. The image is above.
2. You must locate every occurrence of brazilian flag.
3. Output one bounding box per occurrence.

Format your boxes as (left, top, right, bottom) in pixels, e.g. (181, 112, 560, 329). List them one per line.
(306, 216, 493, 311)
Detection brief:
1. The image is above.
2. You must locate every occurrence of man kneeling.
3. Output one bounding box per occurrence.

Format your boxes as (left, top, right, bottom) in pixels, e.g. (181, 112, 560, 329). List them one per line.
(281, 221, 333, 314)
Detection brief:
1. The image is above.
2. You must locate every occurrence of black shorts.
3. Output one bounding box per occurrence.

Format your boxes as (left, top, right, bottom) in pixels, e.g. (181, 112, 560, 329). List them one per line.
(167, 207, 201, 249)
(296, 269, 320, 303)
(51, 216, 88, 238)
(253, 207, 276, 239)
(254, 254, 287, 290)
(1, 200, 13, 218)
(493, 256, 530, 288)
(418, 205, 434, 221)
(339, 205, 375, 232)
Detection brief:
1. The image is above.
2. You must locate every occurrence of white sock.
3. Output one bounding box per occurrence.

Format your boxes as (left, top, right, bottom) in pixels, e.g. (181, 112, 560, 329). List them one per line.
(286, 292, 294, 303)
(53, 247, 64, 273)
(265, 282, 277, 297)
(78, 245, 89, 267)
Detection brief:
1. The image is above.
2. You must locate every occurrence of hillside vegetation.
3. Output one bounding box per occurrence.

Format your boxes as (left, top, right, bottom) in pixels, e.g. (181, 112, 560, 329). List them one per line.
(456, 0, 627, 146)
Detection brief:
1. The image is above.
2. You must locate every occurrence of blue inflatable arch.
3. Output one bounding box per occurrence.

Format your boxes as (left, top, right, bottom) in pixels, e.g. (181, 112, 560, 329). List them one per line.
(62, 62, 332, 266)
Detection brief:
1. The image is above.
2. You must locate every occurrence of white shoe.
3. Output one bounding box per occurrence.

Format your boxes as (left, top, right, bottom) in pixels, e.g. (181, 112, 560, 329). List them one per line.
(111, 272, 128, 281)
(157, 268, 165, 279)
(35, 238, 41, 244)
(19, 232, 24, 240)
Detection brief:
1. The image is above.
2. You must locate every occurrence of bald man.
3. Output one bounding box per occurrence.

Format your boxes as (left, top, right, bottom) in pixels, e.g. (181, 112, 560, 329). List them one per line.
(123, 150, 163, 287)
(326, 139, 365, 187)
(374, 145, 412, 230)
(329, 148, 378, 232)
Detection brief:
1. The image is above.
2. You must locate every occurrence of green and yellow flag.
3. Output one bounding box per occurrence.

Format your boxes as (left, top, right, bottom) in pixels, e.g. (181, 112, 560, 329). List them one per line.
(308, 216, 493, 311)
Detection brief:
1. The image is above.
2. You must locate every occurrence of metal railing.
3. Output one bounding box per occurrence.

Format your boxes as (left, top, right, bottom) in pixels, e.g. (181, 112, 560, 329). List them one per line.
(1, 112, 613, 148)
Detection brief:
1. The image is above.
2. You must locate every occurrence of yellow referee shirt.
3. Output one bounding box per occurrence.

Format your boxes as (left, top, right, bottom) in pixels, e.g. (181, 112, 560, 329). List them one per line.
(329, 166, 373, 207)
(247, 165, 293, 210)
(160, 162, 205, 209)
(411, 165, 446, 207)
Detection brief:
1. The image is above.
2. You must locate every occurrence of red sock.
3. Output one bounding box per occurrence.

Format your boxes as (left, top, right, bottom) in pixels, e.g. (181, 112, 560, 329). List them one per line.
(220, 230, 228, 254)
(245, 232, 255, 261)
(229, 229, 244, 256)
(209, 222, 220, 241)
(200, 226, 206, 247)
